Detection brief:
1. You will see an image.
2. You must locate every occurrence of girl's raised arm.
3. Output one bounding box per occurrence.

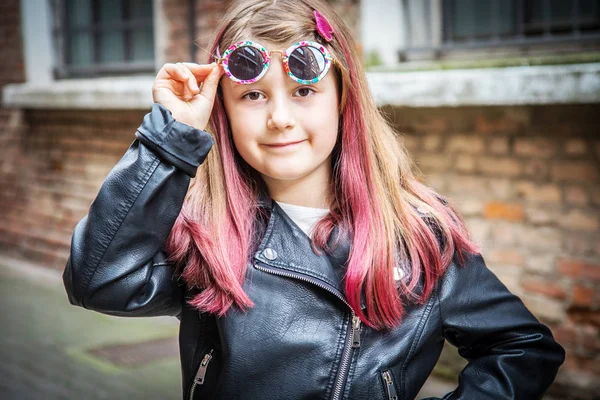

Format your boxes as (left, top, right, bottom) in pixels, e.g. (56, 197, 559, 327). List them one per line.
(63, 63, 222, 318)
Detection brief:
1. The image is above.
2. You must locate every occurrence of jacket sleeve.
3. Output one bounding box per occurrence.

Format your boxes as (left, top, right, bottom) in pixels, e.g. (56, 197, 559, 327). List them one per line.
(426, 252, 565, 400)
(62, 103, 214, 318)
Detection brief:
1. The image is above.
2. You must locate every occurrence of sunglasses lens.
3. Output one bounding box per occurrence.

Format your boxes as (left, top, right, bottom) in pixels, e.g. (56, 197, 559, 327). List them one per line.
(288, 46, 327, 81)
(228, 46, 265, 81)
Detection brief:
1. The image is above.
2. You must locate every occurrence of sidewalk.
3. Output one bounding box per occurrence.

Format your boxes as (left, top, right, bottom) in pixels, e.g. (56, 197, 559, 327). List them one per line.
(0, 257, 181, 400)
(0, 256, 457, 400)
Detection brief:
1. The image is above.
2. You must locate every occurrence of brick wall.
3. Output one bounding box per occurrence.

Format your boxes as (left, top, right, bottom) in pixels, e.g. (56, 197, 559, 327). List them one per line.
(0, 109, 145, 269)
(0, 0, 24, 94)
(0, 0, 27, 262)
(2, 0, 598, 397)
(386, 104, 600, 399)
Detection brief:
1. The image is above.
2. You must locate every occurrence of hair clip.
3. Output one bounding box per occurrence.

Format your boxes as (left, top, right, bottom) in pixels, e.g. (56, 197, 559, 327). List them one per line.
(314, 10, 334, 42)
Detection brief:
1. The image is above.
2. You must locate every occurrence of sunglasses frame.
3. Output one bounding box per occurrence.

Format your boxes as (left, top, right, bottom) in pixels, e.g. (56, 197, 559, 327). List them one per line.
(217, 40, 334, 85)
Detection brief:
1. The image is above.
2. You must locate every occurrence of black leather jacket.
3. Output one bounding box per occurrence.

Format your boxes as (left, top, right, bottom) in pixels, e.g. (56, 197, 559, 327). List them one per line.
(63, 104, 565, 400)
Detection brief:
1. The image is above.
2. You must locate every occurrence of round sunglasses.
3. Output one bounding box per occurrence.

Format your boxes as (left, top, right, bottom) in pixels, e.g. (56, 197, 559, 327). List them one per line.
(216, 40, 334, 85)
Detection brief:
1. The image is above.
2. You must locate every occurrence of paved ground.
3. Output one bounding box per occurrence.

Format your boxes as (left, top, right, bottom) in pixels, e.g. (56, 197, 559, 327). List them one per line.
(0, 256, 456, 400)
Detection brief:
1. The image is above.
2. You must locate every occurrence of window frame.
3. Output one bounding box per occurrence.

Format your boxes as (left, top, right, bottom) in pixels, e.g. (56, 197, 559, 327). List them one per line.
(441, 0, 600, 50)
(51, 0, 156, 79)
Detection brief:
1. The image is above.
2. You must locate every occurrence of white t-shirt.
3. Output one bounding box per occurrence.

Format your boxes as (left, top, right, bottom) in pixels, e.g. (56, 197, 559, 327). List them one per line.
(276, 201, 330, 237)
(276, 201, 405, 281)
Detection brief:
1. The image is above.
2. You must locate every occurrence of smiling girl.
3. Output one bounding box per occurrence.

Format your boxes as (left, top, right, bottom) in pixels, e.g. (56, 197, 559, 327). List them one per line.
(63, 0, 565, 399)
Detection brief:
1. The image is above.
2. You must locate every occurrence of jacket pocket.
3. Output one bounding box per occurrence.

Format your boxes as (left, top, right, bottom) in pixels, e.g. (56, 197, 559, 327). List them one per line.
(381, 369, 399, 400)
(188, 348, 214, 400)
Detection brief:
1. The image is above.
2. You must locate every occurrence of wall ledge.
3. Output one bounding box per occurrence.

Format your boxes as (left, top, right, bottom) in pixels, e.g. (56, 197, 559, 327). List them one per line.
(2, 75, 155, 110)
(367, 63, 600, 107)
(3, 63, 599, 109)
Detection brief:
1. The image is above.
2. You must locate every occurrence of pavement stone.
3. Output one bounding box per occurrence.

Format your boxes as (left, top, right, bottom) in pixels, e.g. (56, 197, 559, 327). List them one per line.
(0, 255, 460, 400)
(0, 257, 181, 400)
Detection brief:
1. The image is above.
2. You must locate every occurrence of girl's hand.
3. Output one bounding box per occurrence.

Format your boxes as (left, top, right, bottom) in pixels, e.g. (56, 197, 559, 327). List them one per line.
(152, 62, 224, 130)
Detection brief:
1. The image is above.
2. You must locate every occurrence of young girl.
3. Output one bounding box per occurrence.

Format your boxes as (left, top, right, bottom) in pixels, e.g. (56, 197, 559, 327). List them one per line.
(63, 0, 565, 399)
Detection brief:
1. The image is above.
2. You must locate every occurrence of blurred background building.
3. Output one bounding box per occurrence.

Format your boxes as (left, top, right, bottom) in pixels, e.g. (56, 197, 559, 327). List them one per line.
(1, 0, 599, 399)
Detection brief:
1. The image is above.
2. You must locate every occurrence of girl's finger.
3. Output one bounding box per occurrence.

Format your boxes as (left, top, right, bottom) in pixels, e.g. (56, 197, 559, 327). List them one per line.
(183, 62, 220, 84)
(175, 63, 199, 92)
(199, 64, 224, 104)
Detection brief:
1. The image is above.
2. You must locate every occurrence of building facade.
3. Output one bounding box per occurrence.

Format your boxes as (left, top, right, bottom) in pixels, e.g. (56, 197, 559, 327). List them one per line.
(1, 0, 599, 398)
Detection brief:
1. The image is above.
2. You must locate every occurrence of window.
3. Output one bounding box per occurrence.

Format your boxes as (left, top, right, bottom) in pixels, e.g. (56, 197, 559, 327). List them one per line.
(52, 0, 155, 78)
(443, 0, 600, 48)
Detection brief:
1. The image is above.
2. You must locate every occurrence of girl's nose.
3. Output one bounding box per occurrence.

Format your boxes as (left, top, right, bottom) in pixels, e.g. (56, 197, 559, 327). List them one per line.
(267, 95, 296, 132)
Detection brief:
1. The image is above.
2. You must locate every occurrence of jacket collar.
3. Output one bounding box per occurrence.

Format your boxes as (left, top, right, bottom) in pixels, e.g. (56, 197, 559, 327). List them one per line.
(253, 199, 366, 309)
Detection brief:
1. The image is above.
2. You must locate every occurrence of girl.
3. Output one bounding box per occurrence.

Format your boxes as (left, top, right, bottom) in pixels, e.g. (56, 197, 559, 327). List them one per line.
(63, 0, 565, 399)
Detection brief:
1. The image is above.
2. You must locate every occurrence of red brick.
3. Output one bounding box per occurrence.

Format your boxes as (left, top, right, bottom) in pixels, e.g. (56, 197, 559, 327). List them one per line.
(475, 113, 521, 135)
(565, 185, 590, 206)
(551, 161, 599, 182)
(423, 135, 442, 151)
(487, 137, 510, 154)
(522, 159, 550, 180)
(551, 323, 577, 346)
(455, 154, 476, 173)
(447, 135, 485, 153)
(486, 249, 525, 266)
(401, 135, 421, 153)
(565, 139, 588, 155)
(479, 157, 522, 177)
(417, 154, 452, 172)
(572, 286, 595, 308)
(568, 309, 600, 329)
(559, 210, 600, 232)
(413, 116, 449, 134)
(521, 279, 567, 299)
(484, 201, 525, 222)
(559, 260, 600, 281)
(515, 138, 557, 158)
(515, 181, 561, 203)
(580, 325, 600, 352)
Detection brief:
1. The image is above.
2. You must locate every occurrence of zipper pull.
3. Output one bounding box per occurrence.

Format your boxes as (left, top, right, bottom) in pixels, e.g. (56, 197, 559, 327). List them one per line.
(351, 314, 362, 348)
(382, 370, 398, 400)
(194, 349, 214, 385)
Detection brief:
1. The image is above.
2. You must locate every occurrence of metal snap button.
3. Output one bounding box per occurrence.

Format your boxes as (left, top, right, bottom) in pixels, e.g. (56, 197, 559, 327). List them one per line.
(262, 248, 278, 261)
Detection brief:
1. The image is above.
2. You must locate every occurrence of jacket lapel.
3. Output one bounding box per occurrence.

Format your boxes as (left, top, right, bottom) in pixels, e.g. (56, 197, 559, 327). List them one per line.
(253, 200, 366, 309)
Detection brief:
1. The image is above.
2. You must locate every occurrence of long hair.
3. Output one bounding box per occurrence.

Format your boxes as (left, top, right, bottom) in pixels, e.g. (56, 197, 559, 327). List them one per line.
(166, 0, 478, 329)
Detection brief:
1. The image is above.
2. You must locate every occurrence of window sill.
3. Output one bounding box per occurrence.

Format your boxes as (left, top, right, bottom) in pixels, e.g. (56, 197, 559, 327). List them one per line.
(366, 63, 600, 107)
(2, 75, 155, 110)
(3, 64, 599, 109)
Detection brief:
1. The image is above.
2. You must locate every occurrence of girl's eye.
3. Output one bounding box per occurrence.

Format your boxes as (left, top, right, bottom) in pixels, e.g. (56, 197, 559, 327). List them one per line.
(243, 91, 264, 101)
(295, 87, 315, 97)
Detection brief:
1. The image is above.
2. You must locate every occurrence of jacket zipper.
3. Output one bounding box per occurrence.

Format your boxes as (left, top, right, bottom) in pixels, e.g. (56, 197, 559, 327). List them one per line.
(253, 262, 361, 400)
(189, 349, 214, 400)
(381, 370, 398, 400)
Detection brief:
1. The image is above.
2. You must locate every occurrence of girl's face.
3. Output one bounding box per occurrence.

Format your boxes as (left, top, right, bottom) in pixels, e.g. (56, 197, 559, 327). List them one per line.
(221, 41, 340, 196)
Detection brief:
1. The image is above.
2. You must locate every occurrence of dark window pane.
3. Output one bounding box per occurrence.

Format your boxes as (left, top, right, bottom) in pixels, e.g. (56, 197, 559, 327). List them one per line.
(99, 0, 123, 23)
(450, 0, 515, 40)
(129, 0, 153, 19)
(132, 28, 154, 61)
(70, 33, 93, 65)
(99, 31, 125, 63)
(66, 0, 92, 28)
(579, 0, 600, 31)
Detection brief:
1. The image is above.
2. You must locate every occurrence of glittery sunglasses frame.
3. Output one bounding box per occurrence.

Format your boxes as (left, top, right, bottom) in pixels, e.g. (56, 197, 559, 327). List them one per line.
(216, 40, 334, 85)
